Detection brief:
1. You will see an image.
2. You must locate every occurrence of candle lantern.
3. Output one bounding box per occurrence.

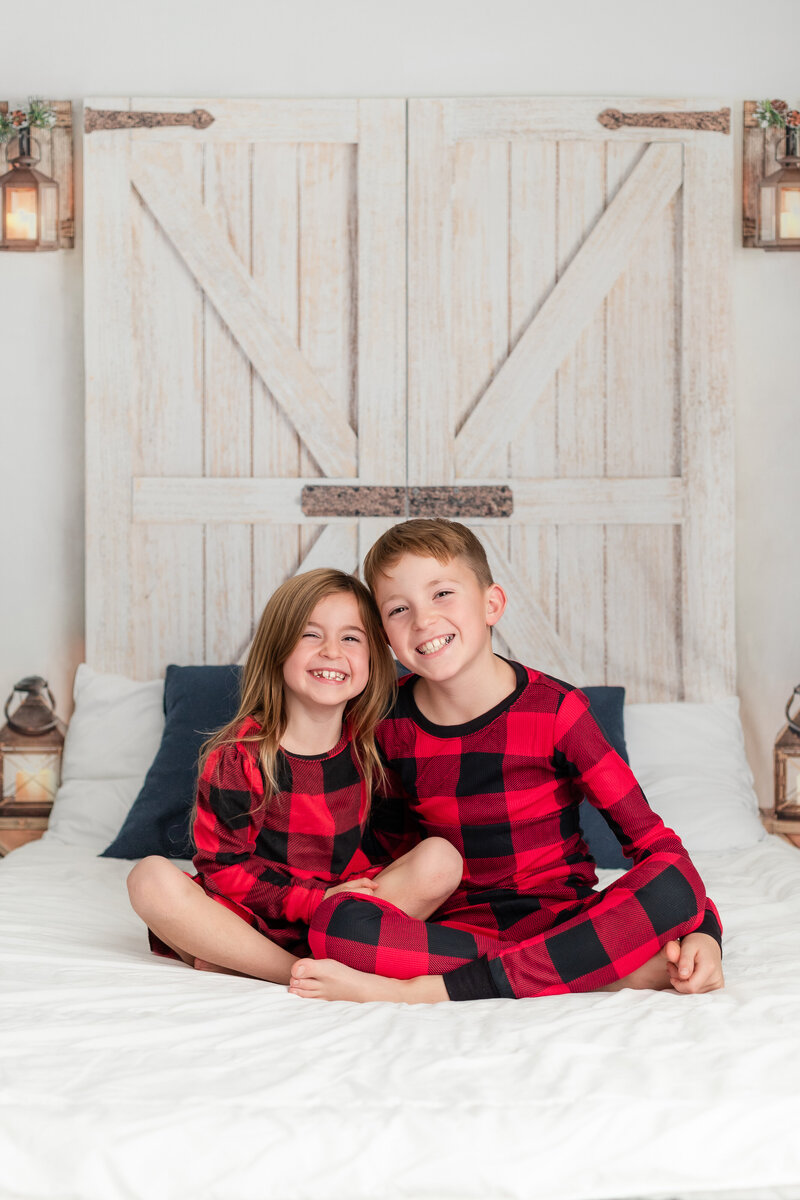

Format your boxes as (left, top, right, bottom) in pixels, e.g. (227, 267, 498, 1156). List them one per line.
(0, 127, 59, 251)
(769, 686, 800, 845)
(757, 126, 800, 250)
(0, 677, 65, 814)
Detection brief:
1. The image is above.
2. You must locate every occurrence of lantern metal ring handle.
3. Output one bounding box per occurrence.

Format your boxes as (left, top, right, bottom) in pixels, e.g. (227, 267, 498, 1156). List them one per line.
(4, 679, 57, 734)
(786, 685, 800, 736)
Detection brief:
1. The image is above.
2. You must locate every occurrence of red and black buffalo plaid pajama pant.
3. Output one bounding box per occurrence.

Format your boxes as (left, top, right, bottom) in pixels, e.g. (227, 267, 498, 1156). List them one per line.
(307, 847, 711, 999)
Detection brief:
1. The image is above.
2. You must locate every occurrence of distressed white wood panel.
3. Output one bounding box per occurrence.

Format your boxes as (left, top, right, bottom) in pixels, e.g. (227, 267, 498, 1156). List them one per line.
(681, 137, 735, 701)
(299, 140, 354, 565)
(203, 141, 253, 664)
(606, 141, 681, 699)
(84, 100, 135, 675)
(297, 524, 359, 576)
(408, 100, 455, 486)
(483, 530, 586, 684)
(450, 140, 511, 656)
(130, 141, 205, 675)
(556, 140, 608, 686)
(356, 100, 407, 486)
(457, 143, 684, 476)
(453, 97, 729, 143)
(508, 141, 558, 639)
(131, 155, 357, 478)
(298, 142, 357, 568)
(452, 140, 509, 448)
(121, 97, 360, 144)
(252, 143, 303, 617)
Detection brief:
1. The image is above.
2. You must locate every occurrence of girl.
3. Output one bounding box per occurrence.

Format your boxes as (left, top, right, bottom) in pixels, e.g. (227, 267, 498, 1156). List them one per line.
(127, 568, 462, 984)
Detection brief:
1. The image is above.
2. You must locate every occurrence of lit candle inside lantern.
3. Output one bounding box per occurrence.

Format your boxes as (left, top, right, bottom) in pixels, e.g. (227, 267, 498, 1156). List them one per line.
(15, 767, 56, 802)
(779, 188, 800, 239)
(6, 188, 37, 239)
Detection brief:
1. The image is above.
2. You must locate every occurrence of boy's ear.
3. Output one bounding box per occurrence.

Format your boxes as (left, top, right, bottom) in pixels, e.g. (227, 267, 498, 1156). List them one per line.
(485, 583, 507, 628)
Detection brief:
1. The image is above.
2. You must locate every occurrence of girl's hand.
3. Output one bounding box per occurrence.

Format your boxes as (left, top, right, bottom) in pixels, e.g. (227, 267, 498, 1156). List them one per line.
(667, 932, 724, 993)
(323, 878, 379, 901)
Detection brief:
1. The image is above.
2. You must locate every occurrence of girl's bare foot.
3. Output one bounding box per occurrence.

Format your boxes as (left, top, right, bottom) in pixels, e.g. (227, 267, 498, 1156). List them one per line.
(601, 939, 681, 992)
(288, 958, 448, 1004)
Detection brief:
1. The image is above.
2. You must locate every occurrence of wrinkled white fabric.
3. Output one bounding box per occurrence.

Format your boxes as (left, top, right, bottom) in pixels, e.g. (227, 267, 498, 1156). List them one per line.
(1, 835, 799, 1200)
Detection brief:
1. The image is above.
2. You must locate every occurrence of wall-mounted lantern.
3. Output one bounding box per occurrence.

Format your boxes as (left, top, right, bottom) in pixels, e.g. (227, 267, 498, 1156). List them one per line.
(0, 99, 73, 252)
(0, 127, 60, 250)
(743, 100, 800, 250)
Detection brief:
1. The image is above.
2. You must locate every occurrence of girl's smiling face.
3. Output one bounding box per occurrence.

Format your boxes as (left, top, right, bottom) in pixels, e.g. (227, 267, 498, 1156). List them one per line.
(281, 591, 371, 715)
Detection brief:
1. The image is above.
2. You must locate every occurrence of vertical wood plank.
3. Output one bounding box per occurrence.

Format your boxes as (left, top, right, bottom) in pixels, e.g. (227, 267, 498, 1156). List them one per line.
(298, 140, 357, 569)
(130, 139, 205, 675)
(450, 138, 510, 654)
(252, 144, 302, 615)
(84, 100, 135, 674)
(508, 140, 559, 653)
(203, 142, 253, 663)
(408, 100, 454, 485)
(357, 100, 407, 486)
(51, 101, 75, 245)
(681, 136, 735, 700)
(605, 141, 680, 700)
(556, 140, 607, 684)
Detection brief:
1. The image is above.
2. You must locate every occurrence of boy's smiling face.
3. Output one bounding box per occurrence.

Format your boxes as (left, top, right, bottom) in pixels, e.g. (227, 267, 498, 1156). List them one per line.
(372, 552, 506, 685)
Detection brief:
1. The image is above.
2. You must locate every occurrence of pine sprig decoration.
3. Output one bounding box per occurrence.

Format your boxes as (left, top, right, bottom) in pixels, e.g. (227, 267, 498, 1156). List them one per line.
(755, 98, 800, 130)
(0, 97, 57, 145)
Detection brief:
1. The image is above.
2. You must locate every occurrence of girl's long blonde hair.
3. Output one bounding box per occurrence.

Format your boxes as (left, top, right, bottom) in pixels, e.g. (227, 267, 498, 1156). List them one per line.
(199, 568, 395, 822)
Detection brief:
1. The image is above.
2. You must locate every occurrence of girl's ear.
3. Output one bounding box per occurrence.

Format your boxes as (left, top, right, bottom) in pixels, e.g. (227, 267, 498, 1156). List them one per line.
(485, 583, 507, 628)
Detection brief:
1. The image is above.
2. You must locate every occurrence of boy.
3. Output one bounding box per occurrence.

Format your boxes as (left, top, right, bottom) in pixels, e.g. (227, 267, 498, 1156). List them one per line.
(289, 520, 724, 1004)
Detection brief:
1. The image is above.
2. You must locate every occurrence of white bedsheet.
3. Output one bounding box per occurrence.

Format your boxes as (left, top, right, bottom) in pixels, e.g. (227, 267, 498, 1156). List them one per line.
(1, 835, 800, 1200)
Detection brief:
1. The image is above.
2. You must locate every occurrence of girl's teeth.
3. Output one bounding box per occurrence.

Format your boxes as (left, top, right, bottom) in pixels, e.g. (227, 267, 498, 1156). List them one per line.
(418, 634, 454, 655)
(313, 670, 346, 680)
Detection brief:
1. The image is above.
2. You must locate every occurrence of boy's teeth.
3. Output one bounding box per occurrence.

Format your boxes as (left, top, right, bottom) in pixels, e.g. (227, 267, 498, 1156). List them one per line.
(417, 634, 454, 655)
(312, 670, 347, 681)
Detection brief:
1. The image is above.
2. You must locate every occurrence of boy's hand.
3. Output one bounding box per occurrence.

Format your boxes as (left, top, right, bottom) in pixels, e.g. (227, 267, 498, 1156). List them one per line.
(323, 878, 379, 901)
(667, 932, 724, 993)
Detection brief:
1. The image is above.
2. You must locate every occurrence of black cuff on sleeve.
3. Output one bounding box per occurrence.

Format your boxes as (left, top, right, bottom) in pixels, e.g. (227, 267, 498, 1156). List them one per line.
(692, 908, 723, 952)
(443, 956, 500, 1002)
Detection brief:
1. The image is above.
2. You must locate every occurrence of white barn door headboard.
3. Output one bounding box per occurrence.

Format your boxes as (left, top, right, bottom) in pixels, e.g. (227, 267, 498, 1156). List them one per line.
(84, 96, 734, 702)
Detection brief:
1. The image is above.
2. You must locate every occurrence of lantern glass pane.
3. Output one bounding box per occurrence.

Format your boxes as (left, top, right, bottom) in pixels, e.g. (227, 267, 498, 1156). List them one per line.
(759, 186, 776, 243)
(779, 187, 800, 240)
(2, 750, 60, 803)
(5, 187, 37, 240)
(783, 755, 800, 811)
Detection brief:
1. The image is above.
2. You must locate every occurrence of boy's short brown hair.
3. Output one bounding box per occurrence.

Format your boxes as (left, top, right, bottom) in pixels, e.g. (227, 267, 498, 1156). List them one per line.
(362, 518, 494, 593)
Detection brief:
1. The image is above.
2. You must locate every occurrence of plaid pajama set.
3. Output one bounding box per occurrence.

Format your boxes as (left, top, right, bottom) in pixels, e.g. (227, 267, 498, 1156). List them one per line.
(150, 716, 382, 959)
(308, 663, 722, 1000)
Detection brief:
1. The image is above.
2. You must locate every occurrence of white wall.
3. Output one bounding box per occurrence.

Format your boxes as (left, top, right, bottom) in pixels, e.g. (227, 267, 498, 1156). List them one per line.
(2, 0, 798, 807)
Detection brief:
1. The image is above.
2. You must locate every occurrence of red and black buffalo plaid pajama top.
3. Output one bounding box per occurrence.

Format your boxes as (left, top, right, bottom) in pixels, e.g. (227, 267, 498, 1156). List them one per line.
(150, 716, 382, 959)
(308, 663, 722, 999)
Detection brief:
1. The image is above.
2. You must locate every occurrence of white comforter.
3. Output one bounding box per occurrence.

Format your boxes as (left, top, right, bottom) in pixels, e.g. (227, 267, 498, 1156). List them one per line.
(1, 835, 800, 1200)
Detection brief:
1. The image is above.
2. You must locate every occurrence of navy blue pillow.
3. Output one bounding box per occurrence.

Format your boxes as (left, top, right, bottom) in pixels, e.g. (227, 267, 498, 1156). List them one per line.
(579, 686, 629, 870)
(101, 664, 242, 860)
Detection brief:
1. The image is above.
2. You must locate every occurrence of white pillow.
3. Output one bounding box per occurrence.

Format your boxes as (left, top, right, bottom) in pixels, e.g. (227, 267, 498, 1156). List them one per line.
(623, 696, 766, 856)
(47, 664, 164, 849)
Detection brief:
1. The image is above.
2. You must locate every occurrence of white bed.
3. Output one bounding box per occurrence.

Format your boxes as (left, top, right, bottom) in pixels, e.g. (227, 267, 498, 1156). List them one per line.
(2, 668, 799, 1200)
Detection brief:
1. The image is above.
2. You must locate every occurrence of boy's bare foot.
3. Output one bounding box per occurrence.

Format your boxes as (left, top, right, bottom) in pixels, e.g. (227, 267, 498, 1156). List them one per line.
(288, 958, 448, 1004)
(601, 939, 681, 992)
